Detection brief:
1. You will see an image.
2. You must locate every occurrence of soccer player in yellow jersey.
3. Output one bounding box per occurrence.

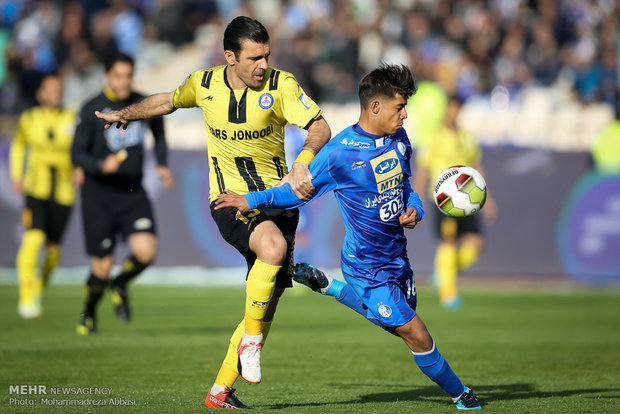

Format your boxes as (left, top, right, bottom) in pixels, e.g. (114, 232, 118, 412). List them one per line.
(95, 16, 331, 408)
(10, 74, 82, 319)
(415, 96, 497, 309)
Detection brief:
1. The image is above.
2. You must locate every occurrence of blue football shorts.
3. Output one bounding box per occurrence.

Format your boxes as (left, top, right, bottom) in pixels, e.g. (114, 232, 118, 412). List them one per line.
(342, 261, 417, 328)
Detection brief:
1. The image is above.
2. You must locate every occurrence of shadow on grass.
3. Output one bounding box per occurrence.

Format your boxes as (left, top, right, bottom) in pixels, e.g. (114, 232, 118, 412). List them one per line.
(266, 383, 620, 410)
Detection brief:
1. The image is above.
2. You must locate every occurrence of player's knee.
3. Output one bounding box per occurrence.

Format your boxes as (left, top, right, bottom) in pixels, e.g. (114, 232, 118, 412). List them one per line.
(397, 317, 433, 351)
(131, 238, 158, 264)
(91, 256, 114, 278)
(256, 234, 287, 265)
(132, 247, 156, 265)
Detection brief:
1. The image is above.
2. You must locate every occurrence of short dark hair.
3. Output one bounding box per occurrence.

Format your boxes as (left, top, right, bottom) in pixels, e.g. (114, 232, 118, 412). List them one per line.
(104, 52, 134, 73)
(223, 16, 269, 58)
(358, 64, 417, 109)
(37, 73, 61, 89)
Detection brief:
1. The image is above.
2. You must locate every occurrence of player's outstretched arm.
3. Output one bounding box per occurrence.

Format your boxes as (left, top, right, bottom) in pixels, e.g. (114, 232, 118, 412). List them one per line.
(95, 91, 176, 130)
(280, 116, 331, 200)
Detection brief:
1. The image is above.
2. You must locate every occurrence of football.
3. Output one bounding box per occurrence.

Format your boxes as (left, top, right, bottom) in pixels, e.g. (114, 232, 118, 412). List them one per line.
(433, 165, 487, 218)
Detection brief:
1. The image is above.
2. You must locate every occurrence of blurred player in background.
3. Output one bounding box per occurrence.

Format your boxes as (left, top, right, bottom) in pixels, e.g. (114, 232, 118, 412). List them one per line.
(71, 52, 174, 335)
(591, 105, 620, 174)
(10, 74, 81, 319)
(414, 96, 497, 309)
(94, 16, 331, 408)
(216, 64, 482, 410)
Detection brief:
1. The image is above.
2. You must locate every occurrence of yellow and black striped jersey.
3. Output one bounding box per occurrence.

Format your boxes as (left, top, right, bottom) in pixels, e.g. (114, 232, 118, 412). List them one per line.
(10, 107, 77, 205)
(173, 65, 322, 201)
(417, 125, 482, 197)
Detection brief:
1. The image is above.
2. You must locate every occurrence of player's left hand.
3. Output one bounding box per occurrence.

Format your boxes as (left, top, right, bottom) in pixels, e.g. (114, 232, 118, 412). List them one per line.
(278, 162, 314, 200)
(157, 166, 175, 189)
(72, 168, 85, 188)
(215, 190, 251, 215)
(399, 207, 420, 229)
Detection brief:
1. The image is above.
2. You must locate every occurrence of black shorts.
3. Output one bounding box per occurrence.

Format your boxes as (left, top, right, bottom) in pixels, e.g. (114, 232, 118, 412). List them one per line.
(23, 196, 72, 243)
(433, 207, 482, 240)
(80, 181, 156, 257)
(210, 203, 299, 288)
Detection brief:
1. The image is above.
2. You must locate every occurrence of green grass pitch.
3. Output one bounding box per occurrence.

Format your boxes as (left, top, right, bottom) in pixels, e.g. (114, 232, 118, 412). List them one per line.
(1, 282, 619, 413)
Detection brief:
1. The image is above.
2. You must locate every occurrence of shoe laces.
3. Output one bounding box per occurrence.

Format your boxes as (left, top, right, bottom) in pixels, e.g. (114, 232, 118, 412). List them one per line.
(458, 390, 479, 408)
(224, 388, 247, 406)
(238, 341, 262, 374)
(239, 341, 262, 360)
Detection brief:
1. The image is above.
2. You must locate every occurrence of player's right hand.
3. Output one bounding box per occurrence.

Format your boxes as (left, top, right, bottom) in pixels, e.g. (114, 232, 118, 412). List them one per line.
(278, 163, 314, 200)
(95, 110, 129, 130)
(99, 154, 121, 174)
(214, 189, 250, 215)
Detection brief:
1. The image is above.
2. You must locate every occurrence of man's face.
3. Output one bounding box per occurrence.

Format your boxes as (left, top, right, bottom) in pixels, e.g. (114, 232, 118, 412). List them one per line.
(376, 93, 408, 135)
(106, 61, 133, 100)
(37, 76, 63, 109)
(229, 40, 270, 89)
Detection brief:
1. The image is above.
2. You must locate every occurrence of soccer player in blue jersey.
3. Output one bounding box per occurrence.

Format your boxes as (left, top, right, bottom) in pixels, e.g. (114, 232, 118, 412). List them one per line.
(216, 64, 482, 410)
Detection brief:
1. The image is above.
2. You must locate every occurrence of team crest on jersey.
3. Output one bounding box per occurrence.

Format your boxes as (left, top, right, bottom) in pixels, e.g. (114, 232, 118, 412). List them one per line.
(259, 93, 274, 109)
(377, 302, 392, 318)
(370, 150, 403, 193)
(398, 142, 406, 156)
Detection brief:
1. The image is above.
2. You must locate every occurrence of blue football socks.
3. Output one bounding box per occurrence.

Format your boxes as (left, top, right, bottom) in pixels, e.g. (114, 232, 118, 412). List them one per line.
(412, 342, 465, 398)
(325, 279, 380, 326)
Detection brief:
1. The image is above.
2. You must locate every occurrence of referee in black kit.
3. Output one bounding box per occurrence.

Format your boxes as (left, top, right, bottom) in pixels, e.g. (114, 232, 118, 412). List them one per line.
(71, 53, 174, 335)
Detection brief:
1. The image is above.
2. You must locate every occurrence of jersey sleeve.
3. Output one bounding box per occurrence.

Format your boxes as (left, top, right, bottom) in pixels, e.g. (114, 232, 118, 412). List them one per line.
(9, 112, 28, 182)
(172, 71, 200, 109)
(278, 73, 322, 129)
(245, 144, 338, 209)
(403, 178, 425, 221)
(71, 103, 102, 175)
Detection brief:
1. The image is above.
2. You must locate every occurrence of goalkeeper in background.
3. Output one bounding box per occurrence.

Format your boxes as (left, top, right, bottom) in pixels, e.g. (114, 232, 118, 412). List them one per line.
(10, 74, 82, 319)
(414, 96, 497, 309)
(216, 64, 482, 410)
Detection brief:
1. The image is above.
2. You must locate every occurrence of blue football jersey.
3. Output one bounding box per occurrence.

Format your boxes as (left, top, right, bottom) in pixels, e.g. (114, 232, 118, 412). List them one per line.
(245, 124, 425, 272)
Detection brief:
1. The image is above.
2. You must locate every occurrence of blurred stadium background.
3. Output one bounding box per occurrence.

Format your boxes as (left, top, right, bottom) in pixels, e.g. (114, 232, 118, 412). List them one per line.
(1, 0, 618, 285)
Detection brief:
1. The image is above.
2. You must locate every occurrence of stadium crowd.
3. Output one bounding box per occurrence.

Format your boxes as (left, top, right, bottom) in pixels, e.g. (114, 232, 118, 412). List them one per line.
(0, 0, 618, 115)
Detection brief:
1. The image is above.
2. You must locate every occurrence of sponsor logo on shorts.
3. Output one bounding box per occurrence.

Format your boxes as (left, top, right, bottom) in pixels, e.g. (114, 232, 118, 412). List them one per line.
(377, 302, 392, 318)
(133, 218, 152, 230)
(100, 238, 112, 249)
